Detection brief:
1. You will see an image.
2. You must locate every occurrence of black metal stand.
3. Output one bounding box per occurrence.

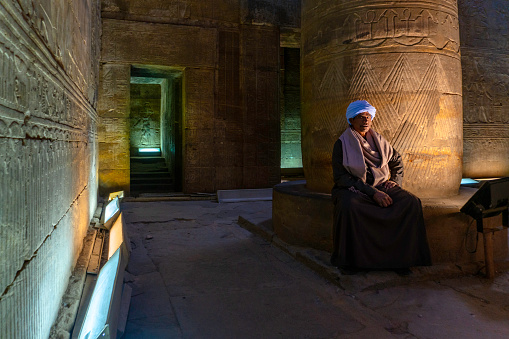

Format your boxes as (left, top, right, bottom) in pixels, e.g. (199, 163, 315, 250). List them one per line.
(473, 209, 508, 279)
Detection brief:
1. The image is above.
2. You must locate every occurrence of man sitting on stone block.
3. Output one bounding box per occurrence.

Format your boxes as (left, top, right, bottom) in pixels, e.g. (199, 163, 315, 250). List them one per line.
(330, 100, 432, 275)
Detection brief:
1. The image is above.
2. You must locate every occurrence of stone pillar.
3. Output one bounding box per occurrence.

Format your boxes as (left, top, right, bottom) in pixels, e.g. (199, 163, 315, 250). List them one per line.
(301, 0, 463, 197)
(459, 0, 509, 178)
(240, 25, 281, 189)
(98, 63, 131, 196)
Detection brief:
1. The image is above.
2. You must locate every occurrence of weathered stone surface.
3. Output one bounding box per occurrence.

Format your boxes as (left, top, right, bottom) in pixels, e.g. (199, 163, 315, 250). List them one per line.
(101, 0, 301, 28)
(241, 0, 301, 27)
(301, 0, 463, 197)
(97, 63, 131, 118)
(241, 25, 281, 189)
(101, 19, 217, 68)
(99, 141, 130, 170)
(0, 1, 99, 336)
(459, 0, 509, 178)
(98, 63, 131, 195)
(102, 0, 241, 25)
(99, 169, 131, 195)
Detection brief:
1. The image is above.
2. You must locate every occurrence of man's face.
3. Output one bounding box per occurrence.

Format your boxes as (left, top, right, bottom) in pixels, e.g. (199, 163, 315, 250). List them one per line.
(349, 112, 372, 136)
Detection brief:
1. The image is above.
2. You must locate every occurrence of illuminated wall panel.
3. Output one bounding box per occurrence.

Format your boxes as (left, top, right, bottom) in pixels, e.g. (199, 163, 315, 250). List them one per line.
(0, 0, 100, 337)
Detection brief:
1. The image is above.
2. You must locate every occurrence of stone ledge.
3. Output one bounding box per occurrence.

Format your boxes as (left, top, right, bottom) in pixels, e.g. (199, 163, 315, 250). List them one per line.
(237, 210, 509, 292)
(272, 181, 508, 265)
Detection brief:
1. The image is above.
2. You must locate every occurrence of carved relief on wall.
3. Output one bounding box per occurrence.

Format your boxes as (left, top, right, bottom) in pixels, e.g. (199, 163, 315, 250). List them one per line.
(130, 103, 161, 148)
(5, 0, 100, 104)
(0, 41, 92, 143)
(0, 1, 99, 337)
(303, 5, 460, 56)
(459, 0, 509, 177)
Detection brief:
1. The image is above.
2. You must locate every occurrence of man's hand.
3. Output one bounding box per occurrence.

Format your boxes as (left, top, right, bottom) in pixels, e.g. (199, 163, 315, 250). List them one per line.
(383, 180, 398, 189)
(373, 191, 393, 207)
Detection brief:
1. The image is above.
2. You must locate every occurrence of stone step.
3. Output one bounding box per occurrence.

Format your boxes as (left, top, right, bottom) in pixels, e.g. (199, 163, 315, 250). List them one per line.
(130, 156, 166, 164)
(130, 172, 172, 179)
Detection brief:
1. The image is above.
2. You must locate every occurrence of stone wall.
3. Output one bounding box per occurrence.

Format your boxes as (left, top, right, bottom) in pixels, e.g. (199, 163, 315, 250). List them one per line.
(0, 0, 100, 338)
(99, 0, 300, 194)
(459, 0, 509, 178)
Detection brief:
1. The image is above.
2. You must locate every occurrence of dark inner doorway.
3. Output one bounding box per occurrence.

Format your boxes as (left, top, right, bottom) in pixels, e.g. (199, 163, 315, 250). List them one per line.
(129, 65, 183, 196)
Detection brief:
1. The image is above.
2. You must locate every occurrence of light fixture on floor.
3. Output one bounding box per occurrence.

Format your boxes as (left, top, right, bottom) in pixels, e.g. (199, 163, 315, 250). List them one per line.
(101, 197, 120, 230)
(461, 178, 479, 185)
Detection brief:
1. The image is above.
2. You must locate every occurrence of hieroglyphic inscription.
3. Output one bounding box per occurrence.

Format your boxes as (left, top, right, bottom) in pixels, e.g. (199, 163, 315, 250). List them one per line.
(6, 0, 99, 102)
(459, 0, 509, 177)
(0, 1, 100, 338)
(304, 5, 460, 55)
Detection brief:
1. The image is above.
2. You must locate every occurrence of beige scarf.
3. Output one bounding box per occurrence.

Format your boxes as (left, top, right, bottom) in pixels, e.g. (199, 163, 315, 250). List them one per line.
(339, 127, 393, 187)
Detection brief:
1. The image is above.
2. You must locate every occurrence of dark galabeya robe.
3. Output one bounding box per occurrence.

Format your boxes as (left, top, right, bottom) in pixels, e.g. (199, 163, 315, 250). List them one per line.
(330, 137, 432, 269)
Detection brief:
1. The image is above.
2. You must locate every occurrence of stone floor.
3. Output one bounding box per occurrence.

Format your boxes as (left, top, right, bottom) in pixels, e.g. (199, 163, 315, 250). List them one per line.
(121, 200, 509, 339)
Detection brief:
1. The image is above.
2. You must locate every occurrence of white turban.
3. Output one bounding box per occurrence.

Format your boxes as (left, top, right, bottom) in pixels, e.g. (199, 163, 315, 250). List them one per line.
(346, 100, 376, 125)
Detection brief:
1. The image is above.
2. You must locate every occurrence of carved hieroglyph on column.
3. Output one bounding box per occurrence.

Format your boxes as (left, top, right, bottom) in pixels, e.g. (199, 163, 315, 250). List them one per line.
(459, 0, 509, 178)
(301, 0, 463, 197)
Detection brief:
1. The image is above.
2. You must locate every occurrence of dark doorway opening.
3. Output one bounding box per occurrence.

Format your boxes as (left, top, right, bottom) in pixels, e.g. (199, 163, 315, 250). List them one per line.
(280, 47, 304, 181)
(129, 65, 183, 196)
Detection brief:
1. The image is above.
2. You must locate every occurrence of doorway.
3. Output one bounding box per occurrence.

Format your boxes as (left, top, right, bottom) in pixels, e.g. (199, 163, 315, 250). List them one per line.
(129, 65, 183, 195)
(280, 47, 303, 181)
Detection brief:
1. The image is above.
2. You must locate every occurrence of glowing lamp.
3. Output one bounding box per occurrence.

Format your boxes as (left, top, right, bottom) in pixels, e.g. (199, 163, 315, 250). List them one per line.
(139, 147, 160, 153)
(77, 247, 126, 339)
(461, 178, 479, 185)
(108, 213, 131, 260)
(101, 197, 120, 230)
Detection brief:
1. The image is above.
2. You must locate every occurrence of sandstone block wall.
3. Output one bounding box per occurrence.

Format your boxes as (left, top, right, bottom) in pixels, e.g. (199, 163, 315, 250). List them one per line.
(0, 1, 100, 337)
(99, 0, 300, 194)
(459, 0, 509, 178)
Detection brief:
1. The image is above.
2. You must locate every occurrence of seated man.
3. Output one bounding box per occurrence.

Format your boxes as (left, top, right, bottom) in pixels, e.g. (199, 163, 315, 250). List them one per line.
(330, 100, 432, 275)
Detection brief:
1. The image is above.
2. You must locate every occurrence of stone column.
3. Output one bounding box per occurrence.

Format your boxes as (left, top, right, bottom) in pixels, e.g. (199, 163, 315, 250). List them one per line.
(98, 63, 131, 196)
(301, 0, 463, 197)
